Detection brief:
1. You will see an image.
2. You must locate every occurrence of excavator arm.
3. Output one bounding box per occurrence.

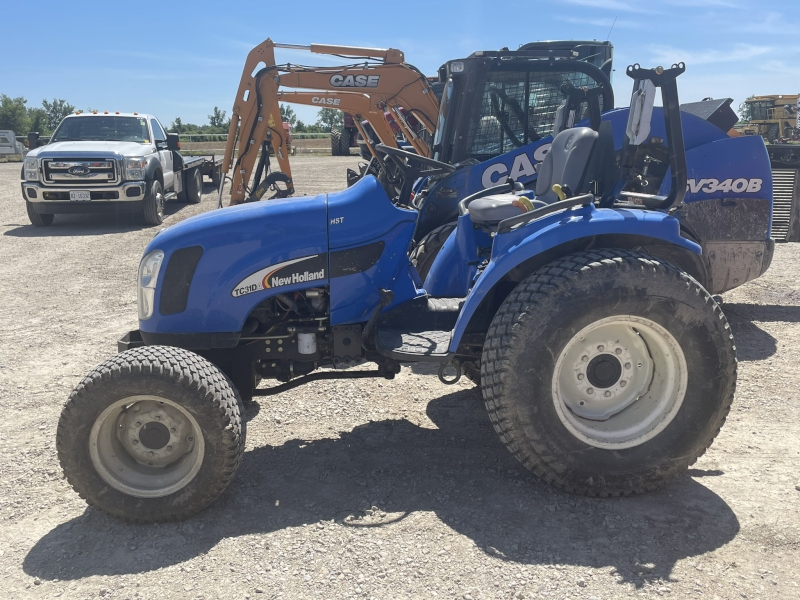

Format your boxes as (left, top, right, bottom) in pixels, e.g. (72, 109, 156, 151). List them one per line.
(221, 38, 439, 205)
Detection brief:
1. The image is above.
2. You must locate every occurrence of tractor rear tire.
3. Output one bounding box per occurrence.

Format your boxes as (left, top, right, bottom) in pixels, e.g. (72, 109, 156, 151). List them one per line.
(410, 222, 457, 283)
(481, 249, 736, 496)
(330, 129, 342, 156)
(339, 128, 352, 155)
(143, 179, 165, 226)
(26, 201, 54, 227)
(57, 346, 246, 523)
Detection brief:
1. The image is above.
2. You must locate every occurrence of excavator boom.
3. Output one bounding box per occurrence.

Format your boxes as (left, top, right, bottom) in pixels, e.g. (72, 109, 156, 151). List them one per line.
(222, 38, 439, 205)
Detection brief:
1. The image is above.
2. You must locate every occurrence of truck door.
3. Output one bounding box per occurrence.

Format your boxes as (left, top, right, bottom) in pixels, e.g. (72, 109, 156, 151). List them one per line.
(150, 118, 174, 190)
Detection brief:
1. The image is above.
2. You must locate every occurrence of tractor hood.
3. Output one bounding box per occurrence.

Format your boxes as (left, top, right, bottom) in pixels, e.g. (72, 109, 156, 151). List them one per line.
(141, 193, 329, 335)
(140, 176, 416, 338)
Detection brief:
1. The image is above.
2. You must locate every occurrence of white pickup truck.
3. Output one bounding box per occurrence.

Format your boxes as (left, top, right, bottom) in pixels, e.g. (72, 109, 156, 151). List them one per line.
(20, 112, 220, 227)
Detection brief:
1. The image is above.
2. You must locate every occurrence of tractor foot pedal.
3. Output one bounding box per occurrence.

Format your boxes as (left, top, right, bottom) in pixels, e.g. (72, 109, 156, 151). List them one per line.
(374, 297, 463, 362)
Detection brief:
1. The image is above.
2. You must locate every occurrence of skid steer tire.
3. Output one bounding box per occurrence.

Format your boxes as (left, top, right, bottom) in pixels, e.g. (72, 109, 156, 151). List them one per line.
(330, 129, 342, 156)
(143, 179, 165, 226)
(481, 249, 736, 497)
(26, 201, 54, 227)
(57, 346, 246, 523)
(410, 222, 457, 283)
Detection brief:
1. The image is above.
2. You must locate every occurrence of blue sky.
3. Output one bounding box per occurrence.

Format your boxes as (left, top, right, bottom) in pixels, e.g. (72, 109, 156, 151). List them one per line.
(1, 0, 798, 128)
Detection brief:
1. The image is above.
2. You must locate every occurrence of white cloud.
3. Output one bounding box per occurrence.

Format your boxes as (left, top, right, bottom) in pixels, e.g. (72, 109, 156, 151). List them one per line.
(648, 43, 773, 66)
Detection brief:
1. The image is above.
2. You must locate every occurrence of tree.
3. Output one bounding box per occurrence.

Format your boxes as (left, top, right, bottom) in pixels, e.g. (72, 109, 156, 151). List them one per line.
(0, 95, 29, 134)
(316, 108, 343, 132)
(279, 104, 297, 126)
(27, 107, 48, 134)
(208, 106, 227, 128)
(169, 117, 185, 134)
(42, 98, 75, 132)
(738, 95, 755, 123)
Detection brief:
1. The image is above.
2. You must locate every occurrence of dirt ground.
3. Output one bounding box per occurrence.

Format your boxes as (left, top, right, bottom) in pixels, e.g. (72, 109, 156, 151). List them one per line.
(0, 157, 798, 600)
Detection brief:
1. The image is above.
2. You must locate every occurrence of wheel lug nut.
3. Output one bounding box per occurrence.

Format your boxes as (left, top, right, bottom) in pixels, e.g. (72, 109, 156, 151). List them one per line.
(604, 391, 612, 397)
(586, 388, 594, 395)
(170, 427, 177, 433)
(577, 374, 584, 380)
(132, 439, 139, 445)
(597, 345, 604, 352)
(581, 355, 588, 362)
(624, 363, 631, 369)
(615, 348, 622, 355)
(135, 422, 141, 427)
(148, 451, 154, 456)
(167, 445, 173, 451)
(155, 415, 161, 421)
(620, 380, 627, 387)
(187, 436, 194, 442)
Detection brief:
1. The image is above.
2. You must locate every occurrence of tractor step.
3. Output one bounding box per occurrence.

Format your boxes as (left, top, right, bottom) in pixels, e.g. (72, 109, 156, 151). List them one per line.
(374, 297, 463, 361)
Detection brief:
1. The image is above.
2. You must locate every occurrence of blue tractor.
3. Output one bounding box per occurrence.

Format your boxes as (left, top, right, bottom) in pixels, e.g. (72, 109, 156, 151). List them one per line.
(58, 64, 744, 522)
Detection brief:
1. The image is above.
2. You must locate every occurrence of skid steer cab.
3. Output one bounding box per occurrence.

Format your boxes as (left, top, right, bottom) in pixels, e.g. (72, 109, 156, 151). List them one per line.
(58, 64, 737, 523)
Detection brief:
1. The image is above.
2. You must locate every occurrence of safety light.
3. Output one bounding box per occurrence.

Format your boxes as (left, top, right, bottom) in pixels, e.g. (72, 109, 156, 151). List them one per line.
(450, 62, 464, 73)
(138, 250, 165, 320)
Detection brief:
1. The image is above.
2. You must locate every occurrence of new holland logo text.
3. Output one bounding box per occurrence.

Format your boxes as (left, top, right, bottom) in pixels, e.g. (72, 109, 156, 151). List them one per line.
(686, 178, 763, 194)
(232, 254, 327, 298)
(329, 74, 380, 88)
(481, 143, 552, 188)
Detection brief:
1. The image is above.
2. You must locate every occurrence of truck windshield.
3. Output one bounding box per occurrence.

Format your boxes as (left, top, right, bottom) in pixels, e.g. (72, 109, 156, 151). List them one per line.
(51, 116, 150, 143)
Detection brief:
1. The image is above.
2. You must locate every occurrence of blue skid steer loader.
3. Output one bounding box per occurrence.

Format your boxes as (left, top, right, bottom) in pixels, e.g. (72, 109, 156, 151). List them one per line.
(58, 64, 738, 523)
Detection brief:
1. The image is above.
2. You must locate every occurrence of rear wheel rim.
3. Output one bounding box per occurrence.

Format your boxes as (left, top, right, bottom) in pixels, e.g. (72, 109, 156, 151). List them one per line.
(551, 315, 687, 449)
(89, 395, 205, 497)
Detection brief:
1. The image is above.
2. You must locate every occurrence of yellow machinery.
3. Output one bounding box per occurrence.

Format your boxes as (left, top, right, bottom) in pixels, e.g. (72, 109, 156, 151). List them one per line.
(220, 39, 440, 205)
(739, 94, 800, 143)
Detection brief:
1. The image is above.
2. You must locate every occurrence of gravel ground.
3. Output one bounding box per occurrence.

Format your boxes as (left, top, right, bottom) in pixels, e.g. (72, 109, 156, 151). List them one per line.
(0, 157, 798, 599)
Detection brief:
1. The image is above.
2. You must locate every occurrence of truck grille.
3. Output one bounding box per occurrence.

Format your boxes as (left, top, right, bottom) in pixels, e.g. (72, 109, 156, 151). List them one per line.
(772, 169, 797, 242)
(43, 158, 118, 185)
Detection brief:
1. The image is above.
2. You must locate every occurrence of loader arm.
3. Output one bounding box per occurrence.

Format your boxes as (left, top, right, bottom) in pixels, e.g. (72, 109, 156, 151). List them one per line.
(222, 38, 439, 205)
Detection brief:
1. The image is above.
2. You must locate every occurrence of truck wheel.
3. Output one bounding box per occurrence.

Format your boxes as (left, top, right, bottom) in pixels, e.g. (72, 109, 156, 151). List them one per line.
(57, 346, 246, 523)
(26, 201, 54, 227)
(410, 222, 457, 282)
(211, 164, 221, 187)
(184, 168, 202, 204)
(143, 179, 165, 226)
(481, 249, 736, 496)
(330, 129, 342, 156)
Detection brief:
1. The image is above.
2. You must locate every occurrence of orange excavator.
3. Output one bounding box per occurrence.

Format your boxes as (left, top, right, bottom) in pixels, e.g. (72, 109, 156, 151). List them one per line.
(219, 39, 440, 206)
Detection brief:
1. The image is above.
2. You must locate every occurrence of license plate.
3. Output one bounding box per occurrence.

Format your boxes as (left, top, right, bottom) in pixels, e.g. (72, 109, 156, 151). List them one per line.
(69, 190, 91, 201)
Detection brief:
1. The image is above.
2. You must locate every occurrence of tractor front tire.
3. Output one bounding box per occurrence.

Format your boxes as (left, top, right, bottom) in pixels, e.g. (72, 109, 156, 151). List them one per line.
(26, 201, 54, 227)
(57, 346, 246, 523)
(143, 179, 165, 226)
(481, 249, 736, 496)
(410, 222, 458, 283)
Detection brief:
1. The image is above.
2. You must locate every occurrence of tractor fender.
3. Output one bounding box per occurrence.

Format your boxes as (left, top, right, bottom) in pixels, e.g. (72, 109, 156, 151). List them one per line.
(448, 205, 701, 352)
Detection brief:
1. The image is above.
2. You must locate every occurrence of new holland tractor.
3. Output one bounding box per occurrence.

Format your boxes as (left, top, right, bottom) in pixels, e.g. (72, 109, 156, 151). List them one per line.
(58, 64, 741, 523)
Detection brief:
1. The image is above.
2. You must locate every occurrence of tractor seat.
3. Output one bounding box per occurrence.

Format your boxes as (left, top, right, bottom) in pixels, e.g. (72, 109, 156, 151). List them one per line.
(468, 126, 599, 228)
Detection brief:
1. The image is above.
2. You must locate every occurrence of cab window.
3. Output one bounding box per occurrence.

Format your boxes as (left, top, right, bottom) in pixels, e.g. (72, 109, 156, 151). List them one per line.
(150, 119, 167, 143)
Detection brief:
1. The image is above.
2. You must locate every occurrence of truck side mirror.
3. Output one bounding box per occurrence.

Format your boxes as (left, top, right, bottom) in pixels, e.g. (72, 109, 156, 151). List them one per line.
(167, 133, 180, 151)
(27, 132, 40, 149)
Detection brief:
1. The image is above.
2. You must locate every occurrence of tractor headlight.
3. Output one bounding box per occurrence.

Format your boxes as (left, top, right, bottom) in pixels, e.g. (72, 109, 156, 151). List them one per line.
(24, 157, 39, 181)
(124, 157, 146, 181)
(138, 249, 164, 320)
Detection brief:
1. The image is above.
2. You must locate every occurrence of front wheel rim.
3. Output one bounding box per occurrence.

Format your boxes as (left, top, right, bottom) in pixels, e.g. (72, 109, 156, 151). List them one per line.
(552, 315, 687, 449)
(89, 395, 205, 498)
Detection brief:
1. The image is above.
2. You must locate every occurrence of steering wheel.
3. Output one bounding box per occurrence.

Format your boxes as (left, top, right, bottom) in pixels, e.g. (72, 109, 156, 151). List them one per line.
(374, 144, 456, 176)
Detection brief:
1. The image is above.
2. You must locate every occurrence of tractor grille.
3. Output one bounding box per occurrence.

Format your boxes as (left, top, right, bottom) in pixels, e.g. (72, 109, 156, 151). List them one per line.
(771, 169, 797, 241)
(43, 158, 118, 185)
